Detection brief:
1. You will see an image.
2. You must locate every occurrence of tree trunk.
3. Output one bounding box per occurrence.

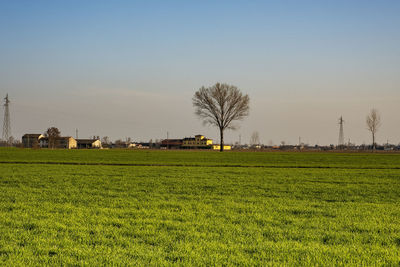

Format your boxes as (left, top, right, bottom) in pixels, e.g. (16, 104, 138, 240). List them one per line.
(220, 128, 224, 152)
(372, 132, 375, 150)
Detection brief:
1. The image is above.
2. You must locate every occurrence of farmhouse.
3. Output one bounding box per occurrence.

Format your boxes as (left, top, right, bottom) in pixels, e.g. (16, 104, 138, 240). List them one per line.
(182, 135, 213, 149)
(22, 134, 45, 148)
(39, 136, 77, 149)
(76, 139, 102, 149)
(161, 134, 232, 150)
(22, 132, 103, 149)
(161, 139, 183, 149)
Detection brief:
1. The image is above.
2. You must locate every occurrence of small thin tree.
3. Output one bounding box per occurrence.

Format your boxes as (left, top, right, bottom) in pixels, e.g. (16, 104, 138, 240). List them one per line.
(366, 108, 381, 150)
(45, 127, 61, 149)
(250, 131, 260, 147)
(101, 136, 110, 148)
(192, 83, 250, 152)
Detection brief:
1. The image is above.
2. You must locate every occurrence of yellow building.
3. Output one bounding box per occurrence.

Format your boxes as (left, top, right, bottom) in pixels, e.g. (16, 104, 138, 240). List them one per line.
(182, 135, 213, 149)
(212, 145, 232, 151)
(182, 135, 231, 150)
(60, 137, 77, 149)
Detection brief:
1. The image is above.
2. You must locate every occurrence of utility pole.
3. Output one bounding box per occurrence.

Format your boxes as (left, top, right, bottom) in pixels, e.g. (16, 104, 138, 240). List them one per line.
(338, 116, 345, 149)
(2, 94, 11, 144)
(76, 129, 79, 139)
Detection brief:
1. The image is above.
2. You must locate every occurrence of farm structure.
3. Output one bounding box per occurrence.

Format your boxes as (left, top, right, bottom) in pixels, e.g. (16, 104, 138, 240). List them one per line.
(160, 139, 183, 149)
(21, 134, 101, 149)
(182, 135, 213, 148)
(162, 135, 231, 150)
(39, 136, 77, 149)
(76, 139, 102, 149)
(22, 134, 45, 148)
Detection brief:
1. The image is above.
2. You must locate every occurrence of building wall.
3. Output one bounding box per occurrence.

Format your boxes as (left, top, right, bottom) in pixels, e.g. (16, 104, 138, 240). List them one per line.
(92, 140, 102, 148)
(22, 135, 44, 148)
(39, 139, 48, 148)
(68, 138, 77, 149)
(44, 137, 77, 149)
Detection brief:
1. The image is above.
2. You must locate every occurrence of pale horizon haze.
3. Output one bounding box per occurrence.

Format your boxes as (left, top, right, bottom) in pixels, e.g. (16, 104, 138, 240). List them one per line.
(1, 1, 399, 145)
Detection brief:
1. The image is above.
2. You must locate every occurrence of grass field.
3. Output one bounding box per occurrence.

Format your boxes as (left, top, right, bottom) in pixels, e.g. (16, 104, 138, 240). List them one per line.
(1, 148, 400, 265)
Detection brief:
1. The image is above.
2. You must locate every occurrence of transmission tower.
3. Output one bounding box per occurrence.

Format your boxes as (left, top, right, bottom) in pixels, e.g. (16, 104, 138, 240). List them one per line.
(2, 94, 11, 143)
(338, 116, 344, 148)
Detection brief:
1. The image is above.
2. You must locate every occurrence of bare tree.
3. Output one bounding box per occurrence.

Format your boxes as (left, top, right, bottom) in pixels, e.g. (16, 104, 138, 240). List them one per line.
(45, 127, 61, 149)
(250, 131, 260, 147)
(125, 137, 132, 146)
(366, 108, 381, 150)
(101, 136, 111, 148)
(193, 83, 250, 151)
(114, 139, 125, 148)
(101, 136, 110, 144)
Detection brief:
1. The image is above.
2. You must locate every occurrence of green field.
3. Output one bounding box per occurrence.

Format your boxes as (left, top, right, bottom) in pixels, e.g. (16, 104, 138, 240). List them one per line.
(1, 148, 400, 265)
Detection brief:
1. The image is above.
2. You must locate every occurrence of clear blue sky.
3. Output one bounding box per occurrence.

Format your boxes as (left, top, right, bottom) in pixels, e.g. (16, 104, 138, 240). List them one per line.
(1, 1, 399, 145)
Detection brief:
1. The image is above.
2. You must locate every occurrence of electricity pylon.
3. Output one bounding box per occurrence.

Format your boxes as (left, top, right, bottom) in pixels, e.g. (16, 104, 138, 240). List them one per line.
(338, 116, 345, 148)
(2, 94, 11, 144)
